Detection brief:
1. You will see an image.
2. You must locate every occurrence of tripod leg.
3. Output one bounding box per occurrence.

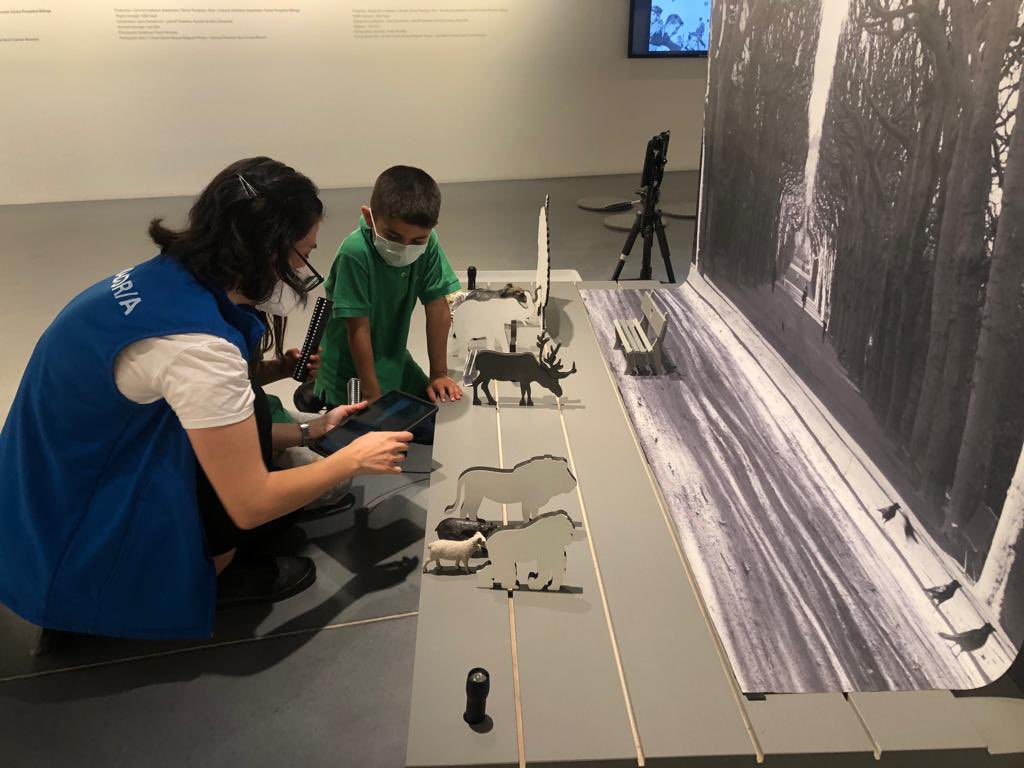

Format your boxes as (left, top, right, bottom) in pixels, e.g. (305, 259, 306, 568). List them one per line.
(655, 215, 675, 283)
(612, 212, 642, 281)
(640, 226, 655, 281)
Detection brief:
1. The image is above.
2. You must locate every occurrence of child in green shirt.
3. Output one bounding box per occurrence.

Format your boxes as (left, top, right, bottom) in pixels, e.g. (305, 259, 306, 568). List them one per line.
(315, 166, 463, 407)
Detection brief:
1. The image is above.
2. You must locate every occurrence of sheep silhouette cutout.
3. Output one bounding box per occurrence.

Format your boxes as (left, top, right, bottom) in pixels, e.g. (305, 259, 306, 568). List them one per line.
(444, 455, 577, 521)
(422, 532, 487, 574)
(476, 511, 585, 592)
(472, 331, 577, 406)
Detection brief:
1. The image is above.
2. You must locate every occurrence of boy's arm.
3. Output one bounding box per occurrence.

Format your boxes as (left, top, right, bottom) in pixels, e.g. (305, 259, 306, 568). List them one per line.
(424, 296, 462, 403)
(346, 316, 383, 401)
(416, 235, 462, 403)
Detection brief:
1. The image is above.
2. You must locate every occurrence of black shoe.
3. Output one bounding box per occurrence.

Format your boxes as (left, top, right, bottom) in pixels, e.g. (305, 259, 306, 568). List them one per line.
(293, 379, 326, 413)
(216, 555, 317, 609)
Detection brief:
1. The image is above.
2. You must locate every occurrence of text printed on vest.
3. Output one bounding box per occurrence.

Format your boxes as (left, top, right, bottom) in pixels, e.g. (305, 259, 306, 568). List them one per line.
(111, 268, 142, 316)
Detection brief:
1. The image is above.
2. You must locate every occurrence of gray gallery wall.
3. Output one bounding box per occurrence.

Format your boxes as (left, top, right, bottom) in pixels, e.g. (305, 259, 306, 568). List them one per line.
(0, 0, 707, 205)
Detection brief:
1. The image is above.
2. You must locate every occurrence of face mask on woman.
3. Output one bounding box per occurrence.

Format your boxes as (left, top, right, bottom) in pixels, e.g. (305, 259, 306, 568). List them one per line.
(256, 266, 314, 316)
(369, 208, 427, 267)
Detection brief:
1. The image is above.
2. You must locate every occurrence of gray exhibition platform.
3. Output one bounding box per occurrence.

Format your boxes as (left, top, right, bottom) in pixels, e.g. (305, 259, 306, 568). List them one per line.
(406, 280, 1024, 768)
(1, 173, 1021, 767)
(0, 174, 693, 767)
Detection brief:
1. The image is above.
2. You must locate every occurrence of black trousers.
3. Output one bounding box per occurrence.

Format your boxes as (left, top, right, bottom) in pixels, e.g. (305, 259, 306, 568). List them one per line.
(197, 383, 275, 557)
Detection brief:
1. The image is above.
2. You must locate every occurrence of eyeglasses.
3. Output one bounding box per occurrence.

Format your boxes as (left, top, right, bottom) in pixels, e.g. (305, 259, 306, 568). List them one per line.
(293, 246, 325, 292)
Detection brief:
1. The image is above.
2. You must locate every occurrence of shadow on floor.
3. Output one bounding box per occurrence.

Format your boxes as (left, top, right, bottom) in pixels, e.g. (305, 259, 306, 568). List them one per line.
(0, 478, 428, 689)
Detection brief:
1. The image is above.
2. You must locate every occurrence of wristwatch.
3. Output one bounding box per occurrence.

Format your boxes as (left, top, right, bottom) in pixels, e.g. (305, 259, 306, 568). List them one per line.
(298, 422, 311, 447)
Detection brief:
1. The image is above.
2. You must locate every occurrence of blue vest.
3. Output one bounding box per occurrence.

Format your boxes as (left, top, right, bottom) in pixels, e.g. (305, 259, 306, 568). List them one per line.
(0, 255, 265, 639)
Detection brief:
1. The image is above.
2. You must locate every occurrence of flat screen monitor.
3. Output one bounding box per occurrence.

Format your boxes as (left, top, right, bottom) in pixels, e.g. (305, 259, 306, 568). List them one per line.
(628, 0, 709, 58)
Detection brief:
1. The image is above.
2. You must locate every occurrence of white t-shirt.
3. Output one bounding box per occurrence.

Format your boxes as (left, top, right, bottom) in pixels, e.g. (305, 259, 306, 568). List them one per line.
(114, 333, 255, 429)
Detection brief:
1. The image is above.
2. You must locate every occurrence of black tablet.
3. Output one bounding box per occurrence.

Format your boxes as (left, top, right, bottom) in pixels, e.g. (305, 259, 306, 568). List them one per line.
(311, 390, 438, 456)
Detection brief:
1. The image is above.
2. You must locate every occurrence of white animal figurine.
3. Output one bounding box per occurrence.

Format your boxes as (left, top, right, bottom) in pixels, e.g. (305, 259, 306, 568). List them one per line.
(445, 455, 577, 521)
(477, 511, 583, 592)
(422, 532, 487, 574)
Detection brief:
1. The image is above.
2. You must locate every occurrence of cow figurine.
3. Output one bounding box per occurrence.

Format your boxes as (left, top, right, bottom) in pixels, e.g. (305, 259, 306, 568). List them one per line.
(472, 332, 577, 406)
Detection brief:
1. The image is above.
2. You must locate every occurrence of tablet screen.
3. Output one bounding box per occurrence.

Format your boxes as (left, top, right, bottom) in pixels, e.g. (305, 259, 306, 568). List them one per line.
(312, 390, 438, 455)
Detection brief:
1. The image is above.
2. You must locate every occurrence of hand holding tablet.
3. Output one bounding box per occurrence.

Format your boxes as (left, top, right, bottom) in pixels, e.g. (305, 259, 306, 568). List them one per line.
(312, 390, 438, 459)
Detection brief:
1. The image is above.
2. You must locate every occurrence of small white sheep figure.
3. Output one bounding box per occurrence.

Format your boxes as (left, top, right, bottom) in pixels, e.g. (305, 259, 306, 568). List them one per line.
(422, 532, 487, 574)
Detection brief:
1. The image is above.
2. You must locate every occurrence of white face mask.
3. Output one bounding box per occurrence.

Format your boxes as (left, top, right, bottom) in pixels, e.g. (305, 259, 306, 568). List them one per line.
(256, 267, 312, 316)
(369, 209, 428, 267)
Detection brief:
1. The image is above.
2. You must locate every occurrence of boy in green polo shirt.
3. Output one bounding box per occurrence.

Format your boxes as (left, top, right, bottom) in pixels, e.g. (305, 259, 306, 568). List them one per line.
(314, 166, 463, 407)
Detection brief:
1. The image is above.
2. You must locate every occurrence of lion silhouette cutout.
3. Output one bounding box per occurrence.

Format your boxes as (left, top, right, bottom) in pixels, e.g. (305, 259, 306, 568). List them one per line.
(444, 455, 577, 521)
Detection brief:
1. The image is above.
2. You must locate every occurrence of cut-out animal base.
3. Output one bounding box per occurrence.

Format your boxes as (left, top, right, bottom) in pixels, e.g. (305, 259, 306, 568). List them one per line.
(472, 331, 576, 406)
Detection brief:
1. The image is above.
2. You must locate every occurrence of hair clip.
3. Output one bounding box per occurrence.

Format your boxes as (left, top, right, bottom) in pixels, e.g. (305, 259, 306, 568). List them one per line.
(238, 174, 260, 199)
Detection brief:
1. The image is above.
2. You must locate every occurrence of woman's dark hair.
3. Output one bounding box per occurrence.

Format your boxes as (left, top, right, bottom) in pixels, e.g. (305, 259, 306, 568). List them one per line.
(149, 157, 323, 305)
(260, 312, 288, 361)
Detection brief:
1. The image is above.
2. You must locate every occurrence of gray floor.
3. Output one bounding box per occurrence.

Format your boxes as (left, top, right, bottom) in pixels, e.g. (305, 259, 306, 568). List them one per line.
(0, 172, 697, 767)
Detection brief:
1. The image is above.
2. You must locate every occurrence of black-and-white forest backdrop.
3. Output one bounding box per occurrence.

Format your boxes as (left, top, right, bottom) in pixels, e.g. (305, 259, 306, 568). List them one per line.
(698, 0, 1024, 649)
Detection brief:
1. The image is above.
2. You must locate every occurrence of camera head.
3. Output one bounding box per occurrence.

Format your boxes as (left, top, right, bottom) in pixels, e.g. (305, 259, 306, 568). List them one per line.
(640, 130, 671, 192)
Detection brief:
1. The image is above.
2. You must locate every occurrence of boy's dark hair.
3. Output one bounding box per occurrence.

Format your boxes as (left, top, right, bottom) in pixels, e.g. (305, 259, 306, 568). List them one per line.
(149, 157, 323, 305)
(370, 165, 441, 229)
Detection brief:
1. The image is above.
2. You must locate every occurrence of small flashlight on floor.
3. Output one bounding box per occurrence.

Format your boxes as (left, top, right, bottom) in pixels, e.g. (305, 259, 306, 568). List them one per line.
(464, 667, 490, 725)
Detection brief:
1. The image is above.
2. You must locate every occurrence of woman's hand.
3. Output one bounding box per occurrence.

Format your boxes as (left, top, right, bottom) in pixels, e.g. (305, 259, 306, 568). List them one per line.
(312, 401, 367, 440)
(338, 431, 414, 475)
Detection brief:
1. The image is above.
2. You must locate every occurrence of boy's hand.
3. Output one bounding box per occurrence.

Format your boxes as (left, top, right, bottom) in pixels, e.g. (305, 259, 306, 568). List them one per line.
(283, 347, 321, 380)
(427, 374, 463, 403)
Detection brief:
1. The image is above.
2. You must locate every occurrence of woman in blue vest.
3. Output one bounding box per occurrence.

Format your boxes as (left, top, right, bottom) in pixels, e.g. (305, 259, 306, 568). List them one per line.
(0, 157, 413, 642)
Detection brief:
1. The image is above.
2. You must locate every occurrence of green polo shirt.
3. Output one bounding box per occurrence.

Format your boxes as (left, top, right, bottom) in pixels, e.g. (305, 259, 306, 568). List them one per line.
(315, 216, 461, 405)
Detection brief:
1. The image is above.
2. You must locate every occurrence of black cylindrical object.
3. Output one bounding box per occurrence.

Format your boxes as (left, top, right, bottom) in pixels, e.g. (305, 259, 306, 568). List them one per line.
(292, 297, 333, 382)
(463, 667, 490, 725)
(467, 266, 477, 290)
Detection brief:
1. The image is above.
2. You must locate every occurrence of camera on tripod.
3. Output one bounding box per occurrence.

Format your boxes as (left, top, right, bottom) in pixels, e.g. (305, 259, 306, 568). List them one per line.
(612, 130, 676, 283)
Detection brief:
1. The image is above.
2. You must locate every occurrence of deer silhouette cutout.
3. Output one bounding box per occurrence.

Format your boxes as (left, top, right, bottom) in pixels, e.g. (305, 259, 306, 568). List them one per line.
(472, 332, 577, 406)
